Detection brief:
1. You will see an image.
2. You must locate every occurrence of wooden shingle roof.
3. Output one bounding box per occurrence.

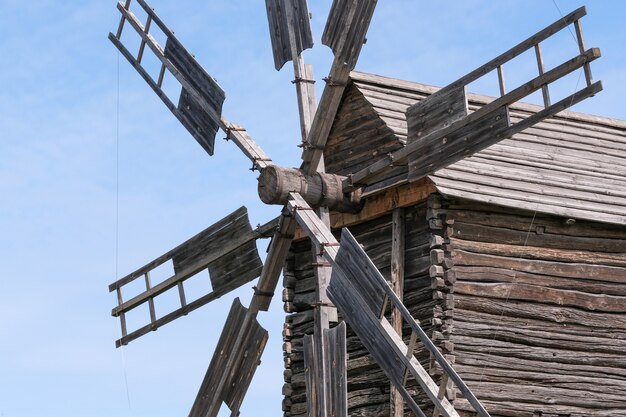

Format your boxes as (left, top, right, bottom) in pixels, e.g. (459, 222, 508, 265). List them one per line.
(348, 71, 626, 226)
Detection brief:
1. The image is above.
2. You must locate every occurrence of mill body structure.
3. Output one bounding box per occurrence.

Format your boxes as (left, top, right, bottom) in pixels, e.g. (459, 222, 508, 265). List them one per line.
(107, 2, 626, 417)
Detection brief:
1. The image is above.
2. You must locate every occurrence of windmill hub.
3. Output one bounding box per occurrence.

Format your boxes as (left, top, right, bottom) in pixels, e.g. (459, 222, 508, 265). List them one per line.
(257, 165, 362, 213)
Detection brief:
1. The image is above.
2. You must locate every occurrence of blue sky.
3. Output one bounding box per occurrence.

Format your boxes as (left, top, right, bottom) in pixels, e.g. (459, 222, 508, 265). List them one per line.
(0, 1, 624, 416)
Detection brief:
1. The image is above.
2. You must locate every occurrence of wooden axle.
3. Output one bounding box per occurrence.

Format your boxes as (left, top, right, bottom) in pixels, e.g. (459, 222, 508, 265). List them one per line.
(258, 165, 362, 213)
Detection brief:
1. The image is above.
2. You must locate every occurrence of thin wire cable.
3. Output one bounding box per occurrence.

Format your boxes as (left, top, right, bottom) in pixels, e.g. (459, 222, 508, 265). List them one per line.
(116, 48, 134, 416)
(551, 0, 578, 43)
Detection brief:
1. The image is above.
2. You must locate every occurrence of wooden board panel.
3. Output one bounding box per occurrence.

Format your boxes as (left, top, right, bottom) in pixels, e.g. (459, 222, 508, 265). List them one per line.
(265, 0, 313, 70)
(304, 322, 348, 417)
(109, 207, 264, 346)
(406, 86, 468, 144)
(322, 0, 377, 69)
(189, 298, 268, 417)
(407, 106, 510, 182)
(164, 38, 225, 156)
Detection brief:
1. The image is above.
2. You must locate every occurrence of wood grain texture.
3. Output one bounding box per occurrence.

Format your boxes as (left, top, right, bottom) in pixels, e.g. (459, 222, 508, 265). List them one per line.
(265, 0, 313, 70)
(189, 298, 268, 417)
(338, 72, 626, 226)
(109, 207, 263, 346)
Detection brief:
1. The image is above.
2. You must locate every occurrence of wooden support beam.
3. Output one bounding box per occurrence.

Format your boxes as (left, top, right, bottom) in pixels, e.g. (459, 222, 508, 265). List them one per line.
(344, 47, 601, 189)
(288, 195, 491, 417)
(390, 208, 406, 417)
(189, 299, 268, 417)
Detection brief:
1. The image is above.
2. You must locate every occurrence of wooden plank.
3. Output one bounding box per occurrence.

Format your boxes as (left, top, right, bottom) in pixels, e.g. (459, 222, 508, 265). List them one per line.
(436, 6, 587, 96)
(304, 322, 348, 417)
(110, 207, 246, 290)
(114, 1, 234, 157)
(111, 207, 262, 316)
(322, 0, 377, 69)
(408, 105, 510, 182)
(406, 86, 468, 145)
(164, 37, 225, 155)
(326, 259, 439, 417)
(325, 323, 347, 417)
(300, 0, 378, 175)
(189, 298, 268, 417)
(221, 120, 273, 170)
(265, 0, 313, 70)
(334, 228, 491, 417)
(249, 213, 297, 313)
(346, 46, 601, 188)
(390, 208, 405, 417)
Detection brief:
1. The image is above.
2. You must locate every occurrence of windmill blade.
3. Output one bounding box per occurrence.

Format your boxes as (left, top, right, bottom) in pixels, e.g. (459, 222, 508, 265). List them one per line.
(189, 212, 296, 417)
(322, 0, 377, 69)
(111, 0, 278, 171)
(265, 0, 313, 71)
(110, 0, 225, 155)
(109, 207, 275, 347)
(286, 192, 491, 417)
(344, 6, 602, 191)
(189, 298, 268, 417)
(300, 0, 377, 175)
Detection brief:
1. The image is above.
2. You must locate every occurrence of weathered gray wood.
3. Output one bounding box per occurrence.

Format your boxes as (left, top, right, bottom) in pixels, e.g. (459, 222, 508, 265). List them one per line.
(435, 6, 587, 96)
(330, 229, 490, 417)
(300, 0, 378, 175)
(347, 46, 601, 188)
(249, 213, 297, 313)
(113, 1, 226, 155)
(390, 208, 405, 417)
(221, 120, 273, 170)
(265, 0, 313, 71)
(407, 105, 510, 182)
(111, 207, 261, 315)
(406, 86, 468, 145)
(189, 298, 268, 417)
(322, 0, 377, 69)
(109, 207, 264, 346)
(164, 37, 225, 155)
(304, 323, 348, 417)
(257, 165, 362, 212)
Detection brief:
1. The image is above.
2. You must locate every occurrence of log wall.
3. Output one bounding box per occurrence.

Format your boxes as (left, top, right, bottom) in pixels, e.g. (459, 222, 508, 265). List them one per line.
(441, 198, 626, 417)
(282, 202, 434, 417)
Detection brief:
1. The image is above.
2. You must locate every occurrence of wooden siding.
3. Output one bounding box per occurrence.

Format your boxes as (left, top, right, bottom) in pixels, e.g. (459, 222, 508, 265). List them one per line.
(283, 203, 434, 417)
(439, 198, 626, 417)
(340, 71, 626, 226)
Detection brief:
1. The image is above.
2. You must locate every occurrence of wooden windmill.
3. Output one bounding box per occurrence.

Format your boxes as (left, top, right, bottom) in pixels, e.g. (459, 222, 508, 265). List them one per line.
(108, 1, 603, 417)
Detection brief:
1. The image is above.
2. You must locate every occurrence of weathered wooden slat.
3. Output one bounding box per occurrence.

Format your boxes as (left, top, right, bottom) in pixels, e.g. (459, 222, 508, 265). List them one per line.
(406, 86, 468, 145)
(111, 207, 261, 317)
(300, 0, 378, 175)
(109, 207, 265, 346)
(287, 196, 489, 417)
(189, 298, 268, 417)
(344, 44, 602, 189)
(114, 2, 226, 153)
(322, 0, 377, 69)
(331, 229, 490, 417)
(110, 206, 246, 291)
(304, 322, 348, 417)
(436, 6, 587, 96)
(390, 208, 405, 417)
(249, 213, 297, 313)
(265, 0, 313, 71)
(407, 105, 510, 182)
(163, 37, 225, 155)
(326, 323, 347, 417)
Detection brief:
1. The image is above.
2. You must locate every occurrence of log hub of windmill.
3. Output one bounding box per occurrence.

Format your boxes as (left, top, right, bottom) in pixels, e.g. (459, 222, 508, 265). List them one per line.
(107, 2, 626, 417)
